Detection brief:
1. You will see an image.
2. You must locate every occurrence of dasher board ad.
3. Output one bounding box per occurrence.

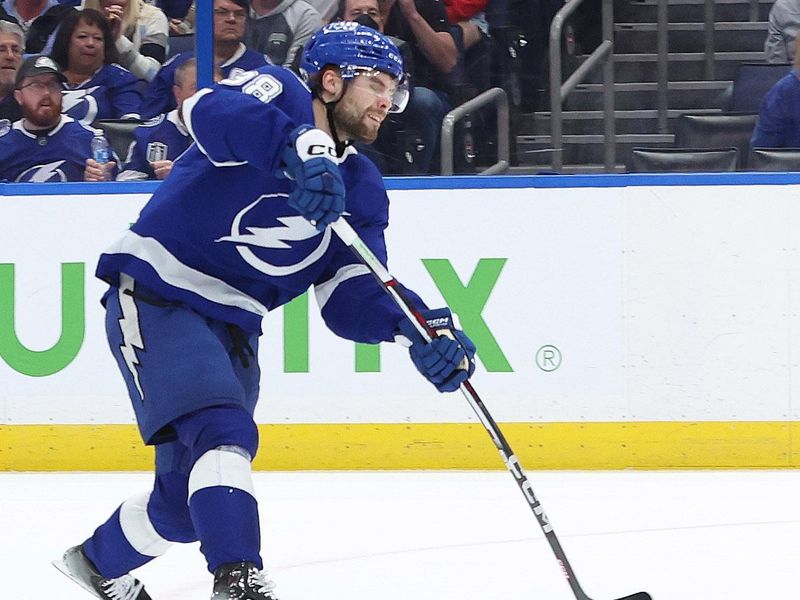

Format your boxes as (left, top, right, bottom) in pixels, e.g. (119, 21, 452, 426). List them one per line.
(6, 180, 800, 469)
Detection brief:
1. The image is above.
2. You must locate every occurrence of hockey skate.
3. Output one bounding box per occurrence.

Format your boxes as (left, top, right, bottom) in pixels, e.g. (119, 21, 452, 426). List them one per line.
(211, 561, 279, 599)
(52, 545, 152, 600)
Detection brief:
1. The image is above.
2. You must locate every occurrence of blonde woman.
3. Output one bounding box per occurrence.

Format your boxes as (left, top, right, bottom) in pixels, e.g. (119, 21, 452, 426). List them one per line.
(83, 0, 169, 81)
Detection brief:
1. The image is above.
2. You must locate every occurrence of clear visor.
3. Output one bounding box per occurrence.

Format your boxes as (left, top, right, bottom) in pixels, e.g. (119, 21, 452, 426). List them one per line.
(344, 66, 409, 113)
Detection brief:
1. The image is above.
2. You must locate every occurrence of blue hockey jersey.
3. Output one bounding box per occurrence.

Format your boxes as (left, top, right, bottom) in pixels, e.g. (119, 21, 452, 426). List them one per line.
(62, 63, 142, 125)
(118, 109, 192, 180)
(96, 65, 425, 342)
(0, 115, 118, 182)
(139, 45, 272, 119)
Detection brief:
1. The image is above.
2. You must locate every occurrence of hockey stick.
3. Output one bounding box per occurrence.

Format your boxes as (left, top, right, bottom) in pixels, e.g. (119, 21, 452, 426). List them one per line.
(330, 218, 651, 600)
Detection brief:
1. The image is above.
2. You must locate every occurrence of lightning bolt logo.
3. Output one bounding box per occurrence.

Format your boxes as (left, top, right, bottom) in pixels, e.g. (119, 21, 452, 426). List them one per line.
(216, 215, 318, 248)
(215, 194, 334, 277)
(117, 275, 145, 402)
(18, 160, 67, 183)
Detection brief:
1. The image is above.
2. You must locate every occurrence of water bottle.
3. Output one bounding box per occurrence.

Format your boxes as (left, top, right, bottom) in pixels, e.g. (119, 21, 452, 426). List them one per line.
(91, 131, 110, 180)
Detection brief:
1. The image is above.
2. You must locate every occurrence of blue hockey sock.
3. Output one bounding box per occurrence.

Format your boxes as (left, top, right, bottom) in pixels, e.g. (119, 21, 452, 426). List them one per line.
(188, 446, 262, 572)
(190, 485, 262, 571)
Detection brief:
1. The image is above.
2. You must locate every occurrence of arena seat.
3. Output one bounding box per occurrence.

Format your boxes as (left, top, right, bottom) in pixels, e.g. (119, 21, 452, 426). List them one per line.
(673, 112, 759, 169)
(96, 119, 143, 162)
(749, 147, 800, 171)
(167, 34, 195, 60)
(628, 147, 738, 173)
(725, 62, 793, 113)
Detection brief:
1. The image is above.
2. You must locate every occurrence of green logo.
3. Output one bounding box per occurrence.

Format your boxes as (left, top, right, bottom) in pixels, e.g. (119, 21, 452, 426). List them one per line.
(0, 263, 85, 377)
(1, 258, 513, 377)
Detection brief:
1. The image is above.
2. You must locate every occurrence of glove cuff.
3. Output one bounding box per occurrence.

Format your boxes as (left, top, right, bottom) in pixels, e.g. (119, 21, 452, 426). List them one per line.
(291, 126, 338, 162)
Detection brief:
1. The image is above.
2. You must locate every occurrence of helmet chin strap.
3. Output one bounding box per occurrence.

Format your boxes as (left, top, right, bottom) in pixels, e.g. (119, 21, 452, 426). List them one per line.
(319, 80, 352, 158)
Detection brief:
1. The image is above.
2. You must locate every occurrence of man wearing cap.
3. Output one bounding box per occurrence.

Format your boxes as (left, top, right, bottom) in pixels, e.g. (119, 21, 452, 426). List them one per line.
(0, 54, 118, 182)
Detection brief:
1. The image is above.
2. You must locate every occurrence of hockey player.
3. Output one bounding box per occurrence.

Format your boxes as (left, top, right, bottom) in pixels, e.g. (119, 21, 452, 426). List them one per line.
(53, 22, 476, 600)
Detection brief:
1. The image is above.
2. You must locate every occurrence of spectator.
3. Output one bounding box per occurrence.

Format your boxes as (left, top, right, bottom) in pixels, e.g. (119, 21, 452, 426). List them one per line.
(83, 0, 169, 81)
(332, 0, 413, 79)
(0, 55, 118, 181)
(2, 0, 56, 36)
(380, 0, 457, 173)
(752, 43, 800, 148)
(765, 0, 800, 64)
(50, 8, 142, 124)
(245, 0, 322, 67)
(306, 0, 337, 23)
(1, 0, 76, 54)
(140, 0, 269, 118)
(0, 19, 23, 121)
(339, 0, 378, 23)
(119, 58, 213, 180)
(166, 0, 194, 34)
(444, 0, 486, 50)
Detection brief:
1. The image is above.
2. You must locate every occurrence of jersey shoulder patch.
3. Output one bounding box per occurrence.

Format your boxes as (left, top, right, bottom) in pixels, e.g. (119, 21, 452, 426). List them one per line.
(143, 114, 166, 127)
(0, 119, 10, 137)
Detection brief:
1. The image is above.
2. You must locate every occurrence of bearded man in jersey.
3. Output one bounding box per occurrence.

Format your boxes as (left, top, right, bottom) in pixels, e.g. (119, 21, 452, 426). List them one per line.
(52, 22, 476, 600)
(0, 54, 116, 182)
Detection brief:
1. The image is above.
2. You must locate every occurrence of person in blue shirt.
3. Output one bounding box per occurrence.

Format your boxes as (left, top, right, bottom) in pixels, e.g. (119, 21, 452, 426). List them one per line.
(52, 22, 476, 600)
(49, 7, 142, 124)
(139, 0, 271, 118)
(0, 54, 118, 181)
(751, 58, 800, 150)
(118, 58, 215, 180)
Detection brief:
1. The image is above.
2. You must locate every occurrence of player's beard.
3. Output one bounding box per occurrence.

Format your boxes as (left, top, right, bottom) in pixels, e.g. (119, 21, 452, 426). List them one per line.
(333, 99, 383, 144)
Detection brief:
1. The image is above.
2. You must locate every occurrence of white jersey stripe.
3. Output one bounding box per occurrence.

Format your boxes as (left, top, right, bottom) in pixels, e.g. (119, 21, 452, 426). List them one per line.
(314, 264, 371, 310)
(105, 230, 269, 317)
(119, 492, 173, 556)
(188, 448, 256, 501)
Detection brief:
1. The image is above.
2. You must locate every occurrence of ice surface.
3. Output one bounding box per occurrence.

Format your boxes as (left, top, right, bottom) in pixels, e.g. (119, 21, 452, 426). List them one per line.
(3, 470, 799, 599)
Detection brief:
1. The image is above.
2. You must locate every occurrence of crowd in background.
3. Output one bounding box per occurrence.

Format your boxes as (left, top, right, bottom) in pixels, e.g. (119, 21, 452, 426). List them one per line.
(0, 0, 536, 182)
(6, 0, 800, 180)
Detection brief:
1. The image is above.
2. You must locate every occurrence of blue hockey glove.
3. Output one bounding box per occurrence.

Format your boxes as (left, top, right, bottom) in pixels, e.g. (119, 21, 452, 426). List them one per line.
(396, 308, 477, 393)
(279, 125, 346, 231)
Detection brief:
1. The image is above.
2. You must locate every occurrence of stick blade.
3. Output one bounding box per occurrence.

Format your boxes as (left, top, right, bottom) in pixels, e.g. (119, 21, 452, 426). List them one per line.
(614, 593, 652, 600)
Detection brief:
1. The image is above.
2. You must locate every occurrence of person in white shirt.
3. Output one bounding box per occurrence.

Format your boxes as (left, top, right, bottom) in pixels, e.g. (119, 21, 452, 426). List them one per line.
(83, 0, 169, 81)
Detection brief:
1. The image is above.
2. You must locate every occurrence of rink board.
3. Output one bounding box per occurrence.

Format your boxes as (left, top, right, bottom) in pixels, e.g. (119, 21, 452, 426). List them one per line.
(3, 173, 800, 470)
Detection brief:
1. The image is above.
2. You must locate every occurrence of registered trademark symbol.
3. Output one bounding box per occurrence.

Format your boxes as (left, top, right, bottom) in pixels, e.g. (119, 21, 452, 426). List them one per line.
(536, 345, 562, 372)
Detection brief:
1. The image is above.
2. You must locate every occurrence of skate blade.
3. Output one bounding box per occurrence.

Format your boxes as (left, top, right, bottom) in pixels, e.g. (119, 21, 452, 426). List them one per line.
(52, 558, 102, 599)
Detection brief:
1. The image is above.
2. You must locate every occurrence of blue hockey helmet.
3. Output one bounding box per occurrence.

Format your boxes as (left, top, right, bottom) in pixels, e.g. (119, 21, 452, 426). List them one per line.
(300, 22, 409, 113)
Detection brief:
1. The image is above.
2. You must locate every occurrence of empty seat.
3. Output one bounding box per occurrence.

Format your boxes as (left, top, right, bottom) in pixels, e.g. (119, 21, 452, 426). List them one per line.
(726, 62, 793, 113)
(673, 112, 759, 169)
(749, 147, 800, 171)
(167, 34, 194, 60)
(628, 147, 738, 173)
(96, 119, 143, 162)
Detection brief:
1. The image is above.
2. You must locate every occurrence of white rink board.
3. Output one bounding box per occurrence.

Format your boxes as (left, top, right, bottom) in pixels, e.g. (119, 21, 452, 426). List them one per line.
(2, 183, 799, 425)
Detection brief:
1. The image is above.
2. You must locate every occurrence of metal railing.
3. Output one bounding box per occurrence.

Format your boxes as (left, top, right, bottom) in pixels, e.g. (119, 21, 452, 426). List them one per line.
(549, 0, 615, 171)
(440, 87, 510, 176)
(704, 0, 715, 79)
(657, 0, 668, 132)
